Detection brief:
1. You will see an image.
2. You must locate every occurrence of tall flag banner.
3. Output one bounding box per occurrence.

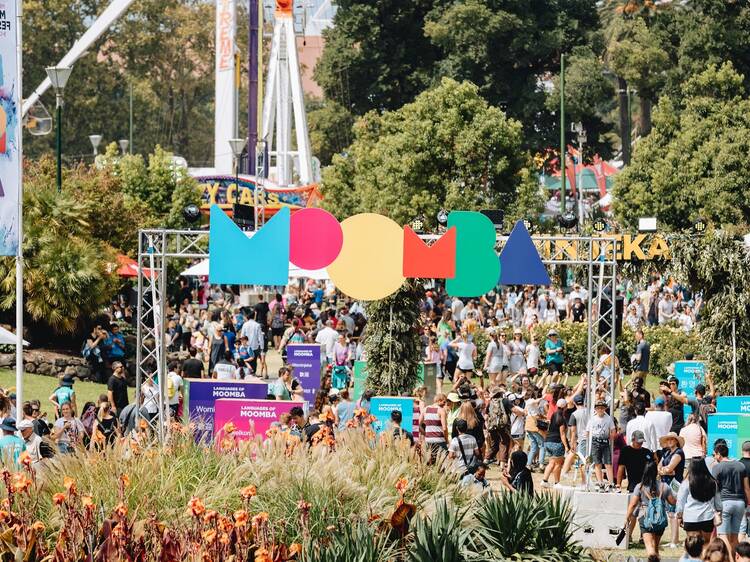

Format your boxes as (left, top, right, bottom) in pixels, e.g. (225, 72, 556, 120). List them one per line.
(0, 0, 19, 256)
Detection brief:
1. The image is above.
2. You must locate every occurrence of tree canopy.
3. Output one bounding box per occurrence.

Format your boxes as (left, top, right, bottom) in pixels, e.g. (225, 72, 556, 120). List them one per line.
(320, 79, 536, 227)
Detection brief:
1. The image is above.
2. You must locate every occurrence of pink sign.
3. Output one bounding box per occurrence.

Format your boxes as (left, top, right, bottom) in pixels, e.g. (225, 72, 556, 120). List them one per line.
(213, 399, 302, 441)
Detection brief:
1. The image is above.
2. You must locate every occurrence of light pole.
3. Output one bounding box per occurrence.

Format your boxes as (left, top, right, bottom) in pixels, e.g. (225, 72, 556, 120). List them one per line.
(45, 66, 73, 193)
(228, 137, 247, 191)
(118, 139, 129, 156)
(89, 134, 102, 157)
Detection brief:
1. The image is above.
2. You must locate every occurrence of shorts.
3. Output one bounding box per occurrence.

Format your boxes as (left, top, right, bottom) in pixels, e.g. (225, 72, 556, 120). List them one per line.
(719, 499, 746, 535)
(591, 439, 611, 465)
(575, 441, 588, 467)
(271, 326, 284, 338)
(544, 441, 565, 458)
(639, 522, 667, 536)
(528, 368, 538, 377)
(683, 520, 714, 533)
(547, 361, 563, 374)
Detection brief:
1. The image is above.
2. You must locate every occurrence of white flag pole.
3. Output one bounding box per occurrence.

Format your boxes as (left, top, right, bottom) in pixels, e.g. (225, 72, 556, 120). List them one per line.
(15, 0, 24, 408)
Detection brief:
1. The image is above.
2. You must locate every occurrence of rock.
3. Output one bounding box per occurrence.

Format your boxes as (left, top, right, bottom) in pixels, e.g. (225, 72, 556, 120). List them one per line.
(75, 366, 91, 380)
(63, 366, 77, 377)
(36, 363, 55, 376)
(0, 355, 13, 368)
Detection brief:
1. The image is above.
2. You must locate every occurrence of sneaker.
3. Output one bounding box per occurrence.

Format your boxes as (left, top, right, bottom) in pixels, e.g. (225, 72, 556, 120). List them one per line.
(541, 480, 552, 488)
(666, 543, 678, 549)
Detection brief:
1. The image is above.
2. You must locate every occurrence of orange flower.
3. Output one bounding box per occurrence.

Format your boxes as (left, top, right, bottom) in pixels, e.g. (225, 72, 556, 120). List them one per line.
(353, 408, 366, 418)
(297, 500, 311, 512)
(187, 496, 206, 517)
(288, 543, 302, 556)
(139, 419, 149, 430)
(114, 503, 128, 518)
(395, 478, 408, 495)
(11, 472, 31, 493)
(218, 516, 233, 533)
(255, 548, 272, 562)
(251, 512, 268, 528)
(320, 411, 335, 423)
(31, 521, 44, 533)
(219, 532, 230, 545)
(240, 485, 257, 500)
(52, 493, 65, 506)
(81, 495, 95, 511)
(119, 474, 131, 488)
(0, 510, 9, 522)
(63, 476, 76, 494)
(233, 510, 248, 526)
(18, 451, 31, 469)
(222, 422, 237, 434)
(203, 509, 218, 522)
(202, 529, 217, 544)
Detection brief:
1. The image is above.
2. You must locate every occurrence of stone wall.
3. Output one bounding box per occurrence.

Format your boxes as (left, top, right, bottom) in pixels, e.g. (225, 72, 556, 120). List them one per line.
(0, 351, 92, 380)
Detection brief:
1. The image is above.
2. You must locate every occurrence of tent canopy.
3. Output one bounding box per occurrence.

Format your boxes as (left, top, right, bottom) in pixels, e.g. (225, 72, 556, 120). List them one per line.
(0, 326, 28, 346)
(181, 259, 329, 281)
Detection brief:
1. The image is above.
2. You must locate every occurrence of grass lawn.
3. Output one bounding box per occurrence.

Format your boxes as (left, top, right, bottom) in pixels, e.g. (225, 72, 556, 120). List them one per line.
(0, 369, 135, 418)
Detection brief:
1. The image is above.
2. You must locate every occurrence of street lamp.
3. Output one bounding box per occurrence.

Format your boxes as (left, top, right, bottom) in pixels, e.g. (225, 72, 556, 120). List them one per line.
(45, 66, 73, 193)
(572, 122, 587, 226)
(118, 139, 129, 155)
(228, 138, 247, 189)
(89, 134, 102, 156)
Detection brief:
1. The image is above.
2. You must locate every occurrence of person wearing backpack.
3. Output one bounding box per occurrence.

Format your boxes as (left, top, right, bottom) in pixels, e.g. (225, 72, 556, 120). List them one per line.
(269, 293, 287, 349)
(448, 419, 480, 476)
(483, 387, 516, 470)
(624, 460, 677, 560)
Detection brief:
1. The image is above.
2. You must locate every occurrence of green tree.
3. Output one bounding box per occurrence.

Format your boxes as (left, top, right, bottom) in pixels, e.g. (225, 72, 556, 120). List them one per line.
(363, 280, 422, 396)
(321, 79, 536, 227)
(307, 99, 355, 167)
(0, 184, 119, 336)
(613, 63, 750, 231)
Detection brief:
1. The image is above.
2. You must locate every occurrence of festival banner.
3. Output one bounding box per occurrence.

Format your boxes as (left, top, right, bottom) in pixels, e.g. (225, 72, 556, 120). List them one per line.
(370, 397, 415, 435)
(352, 361, 368, 402)
(214, 399, 302, 441)
(184, 379, 268, 441)
(674, 360, 705, 418)
(0, 0, 19, 255)
(707, 414, 750, 459)
(286, 344, 322, 406)
(716, 396, 750, 415)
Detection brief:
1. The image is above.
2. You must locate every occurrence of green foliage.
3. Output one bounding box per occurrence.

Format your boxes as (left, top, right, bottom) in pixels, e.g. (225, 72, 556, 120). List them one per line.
(307, 99, 355, 167)
(303, 520, 396, 562)
(364, 280, 422, 396)
(408, 501, 473, 562)
(614, 63, 750, 230)
(608, 18, 670, 99)
(321, 79, 535, 227)
(0, 183, 119, 335)
(473, 492, 590, 561)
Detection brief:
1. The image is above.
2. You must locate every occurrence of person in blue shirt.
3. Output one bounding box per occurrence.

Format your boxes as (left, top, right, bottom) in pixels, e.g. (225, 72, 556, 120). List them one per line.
(0, 418, 25, 465)
(49, 376, 77, 418)
(312, 285, 324, 306)
(544, 329, 565, 375)
(103, 324, 126, 362)
(235, 336, 252, 362)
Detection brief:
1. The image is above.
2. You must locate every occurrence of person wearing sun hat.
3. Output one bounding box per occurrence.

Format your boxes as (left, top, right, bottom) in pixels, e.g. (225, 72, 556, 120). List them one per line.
(657, 431, 686, 548)
(544, 329, 564, 376)
(585, 400, 617, 491)
(446, 392, 462, 429)
(0, 418, 24, 465)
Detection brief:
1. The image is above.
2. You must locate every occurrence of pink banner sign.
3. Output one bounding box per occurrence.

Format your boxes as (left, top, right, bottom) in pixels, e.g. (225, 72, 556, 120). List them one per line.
(213, 399, 302, 441)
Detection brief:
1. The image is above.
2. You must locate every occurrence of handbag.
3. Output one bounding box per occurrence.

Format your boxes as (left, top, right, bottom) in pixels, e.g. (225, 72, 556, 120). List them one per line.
(457, 436, 480, 476)
(536, 416, 549, 431)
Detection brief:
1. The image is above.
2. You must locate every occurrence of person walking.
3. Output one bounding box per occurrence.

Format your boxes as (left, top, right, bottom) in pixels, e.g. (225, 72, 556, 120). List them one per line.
(541, 399, 569, 487)
(623, 461, 677, 560)
(676, 458, 722, 546)
(659, 432, 686, 549)
(420, 394, 449, 463)
(524, 386, 546, 471)
(617, 431, 654, 544)
(680, 414, 707, 460)
(711, 441, 750, 557)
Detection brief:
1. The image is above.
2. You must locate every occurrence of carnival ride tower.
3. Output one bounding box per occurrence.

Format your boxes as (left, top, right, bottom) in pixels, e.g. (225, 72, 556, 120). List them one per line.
(261, 0, 314, 186)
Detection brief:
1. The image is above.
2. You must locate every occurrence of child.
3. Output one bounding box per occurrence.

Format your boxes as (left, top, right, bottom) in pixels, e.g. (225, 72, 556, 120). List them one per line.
(525, 336, 540, 378)
(585, 400, 616, 491)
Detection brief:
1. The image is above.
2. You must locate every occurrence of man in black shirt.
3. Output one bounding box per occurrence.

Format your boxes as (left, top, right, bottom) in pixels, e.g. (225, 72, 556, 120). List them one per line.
(617, 430, 654, 543)
(391, 410, 414, 445)
(571, 297, 586, 322)
(253, 295, 270, 330)
(181, 347, 204, 379)
(107, 361, 129, 417)
(661, 376, 688, 434)
(630, 377, 651, 408)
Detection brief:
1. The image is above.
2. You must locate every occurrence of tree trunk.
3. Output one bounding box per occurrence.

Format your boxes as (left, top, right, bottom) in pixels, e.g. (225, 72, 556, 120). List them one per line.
(639, 96, 652, 137)
(617, 76, 631, 165)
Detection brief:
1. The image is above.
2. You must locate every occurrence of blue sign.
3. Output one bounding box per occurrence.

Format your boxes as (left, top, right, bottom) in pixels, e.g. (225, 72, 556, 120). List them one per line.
(287, 344, 322, 406)
(370, 397, 415, 435)
(674, 361, 705, 418)
(707, 413, 750, 459)
(717, 396, 750, 415)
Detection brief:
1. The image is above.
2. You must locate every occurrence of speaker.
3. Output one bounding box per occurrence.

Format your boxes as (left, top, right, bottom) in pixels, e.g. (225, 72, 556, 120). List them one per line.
(232, 203, 255, 231)
(480, 209, 504, 230)
(598, 293, 624, 339)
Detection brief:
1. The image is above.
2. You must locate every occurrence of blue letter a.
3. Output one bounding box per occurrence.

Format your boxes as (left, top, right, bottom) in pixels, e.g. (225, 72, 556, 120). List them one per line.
(209, 205, 290, 285)
(499, 220, 550, 286)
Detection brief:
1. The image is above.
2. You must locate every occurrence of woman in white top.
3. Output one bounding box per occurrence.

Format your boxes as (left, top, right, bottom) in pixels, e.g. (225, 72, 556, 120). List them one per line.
(525, 337, 540, 377)
(508, 328, 527, 375)
(624, 304, 641, 331)
(543, 300, 558, 324)
(450, 331, 476, 376)
(483, 330, 506, 385)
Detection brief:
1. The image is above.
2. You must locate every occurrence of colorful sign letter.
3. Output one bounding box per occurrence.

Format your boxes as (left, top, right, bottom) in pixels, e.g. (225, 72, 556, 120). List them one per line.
(214, 399, 302, 441)
(446, 211, 499, 296)
(286, 344, 322, 405)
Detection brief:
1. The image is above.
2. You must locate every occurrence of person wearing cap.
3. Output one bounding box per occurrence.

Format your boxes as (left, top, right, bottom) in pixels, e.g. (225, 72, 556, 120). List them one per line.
(445, 392, 462, 428)
(658, 432, 686, 548)
(617, 429, 655, 542)
(544, 330, 564, 376)
(49, 375, 77, 418)
(17, 419, 41, 465)
(646, 395, 673, 445)
(659, 376, 689, 434)
(711, 441, 750, 556)
(626, 401, 659, 452)
(561, 394, 589, 482)
(585, 400, 617, 490)
(0, 418, 24, 465)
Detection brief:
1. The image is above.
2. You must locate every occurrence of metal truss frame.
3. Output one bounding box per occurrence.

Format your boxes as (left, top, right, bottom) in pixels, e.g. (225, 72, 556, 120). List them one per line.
(137, 231, 617, 441)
